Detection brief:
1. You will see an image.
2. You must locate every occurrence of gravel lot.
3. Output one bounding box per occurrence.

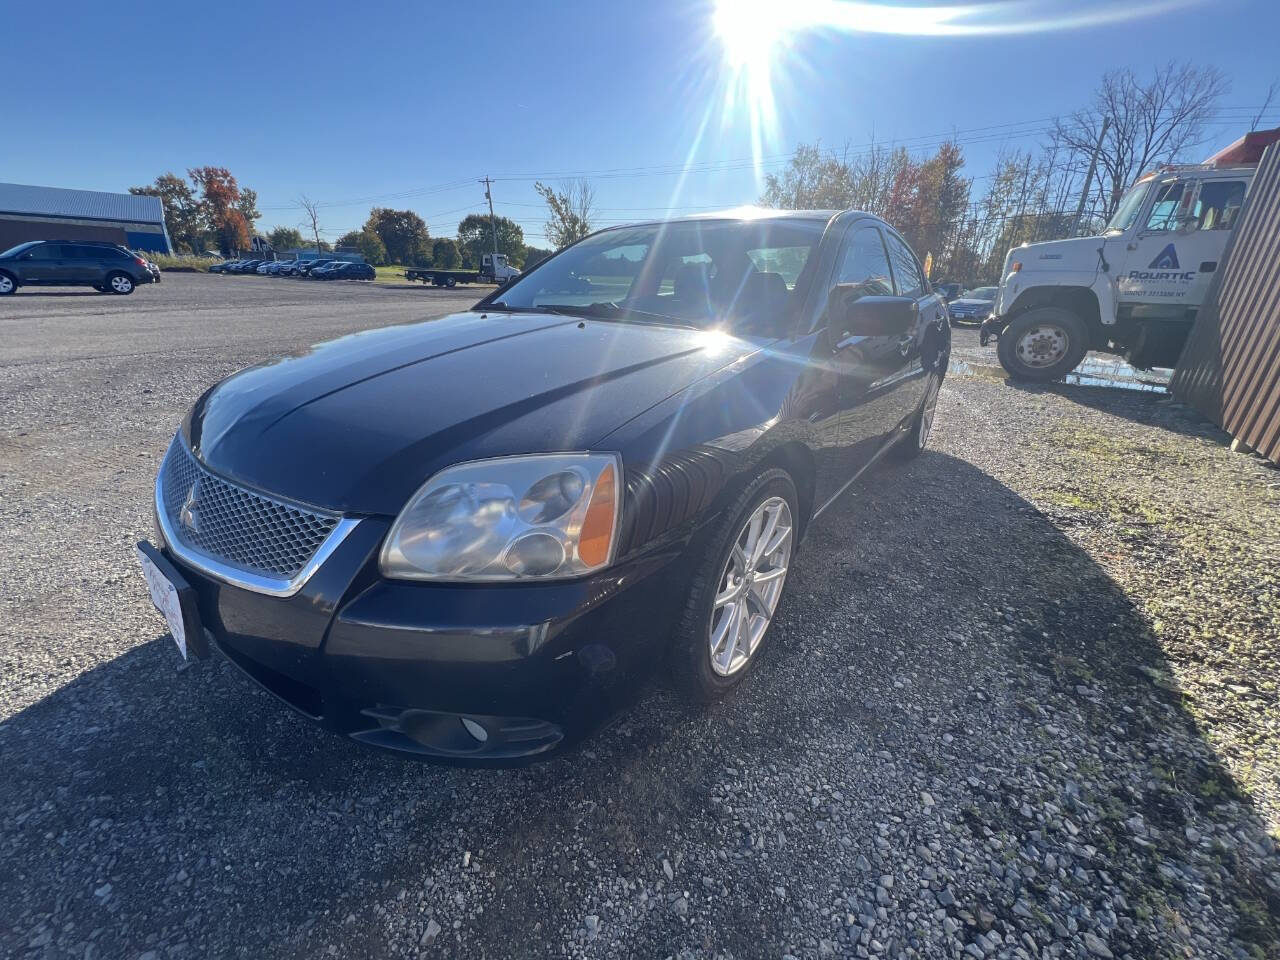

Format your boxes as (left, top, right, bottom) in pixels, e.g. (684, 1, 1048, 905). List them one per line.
(2, 274, 1277, 959)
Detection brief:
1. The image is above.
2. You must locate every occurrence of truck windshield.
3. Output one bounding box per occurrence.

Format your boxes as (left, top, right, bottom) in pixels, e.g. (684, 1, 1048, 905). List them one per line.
(487, 218, 824, 332)
(1104, 181, 1150, 235)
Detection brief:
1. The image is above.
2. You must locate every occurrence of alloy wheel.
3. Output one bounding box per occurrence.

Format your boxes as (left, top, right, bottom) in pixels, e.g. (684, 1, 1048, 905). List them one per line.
(1015, 324, 1068, 368)
(111, 275, 133, 294)
(708, 496, 793, 677)
(0, 275, 13, 294)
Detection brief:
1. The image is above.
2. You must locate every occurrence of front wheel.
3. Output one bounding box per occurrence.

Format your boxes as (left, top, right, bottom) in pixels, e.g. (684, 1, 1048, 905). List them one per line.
(996, 307, 1088, 382)
(891, 373, 942, 462)
(671, 469, 798, 702)
(107, 272, 135, 295)
(0, 272, 15, 295)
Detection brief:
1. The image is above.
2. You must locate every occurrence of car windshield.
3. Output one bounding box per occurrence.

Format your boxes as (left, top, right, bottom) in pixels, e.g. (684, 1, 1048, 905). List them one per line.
(963, 286, 998, 299)
(0, 241, 40, 259)
(1104, 181, 1151, 234)
(488, 217, 825, 332)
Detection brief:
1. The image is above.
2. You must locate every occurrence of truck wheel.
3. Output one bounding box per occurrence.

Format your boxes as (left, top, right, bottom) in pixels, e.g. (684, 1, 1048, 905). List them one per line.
(446, 276, 456, 288)
(996, 307, 1088, 382)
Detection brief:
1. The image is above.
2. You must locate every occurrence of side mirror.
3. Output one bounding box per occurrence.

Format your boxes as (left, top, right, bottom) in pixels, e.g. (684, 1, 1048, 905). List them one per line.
(830, 287, 917, 338)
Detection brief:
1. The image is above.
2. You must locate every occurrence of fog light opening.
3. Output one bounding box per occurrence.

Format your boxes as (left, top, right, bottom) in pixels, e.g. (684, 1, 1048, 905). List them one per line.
(460, 717, 489, 743)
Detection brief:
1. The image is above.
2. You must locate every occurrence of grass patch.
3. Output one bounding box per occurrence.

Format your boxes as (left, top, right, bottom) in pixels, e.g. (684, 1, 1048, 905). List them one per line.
(142, 252, 220, 272)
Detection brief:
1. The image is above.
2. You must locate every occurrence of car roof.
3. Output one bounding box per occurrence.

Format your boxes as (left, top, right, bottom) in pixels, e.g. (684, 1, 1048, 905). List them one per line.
(615, 205, 846, 229)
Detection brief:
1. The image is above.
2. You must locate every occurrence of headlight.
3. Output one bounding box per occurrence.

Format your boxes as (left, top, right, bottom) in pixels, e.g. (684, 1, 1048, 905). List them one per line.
(379, 454, 621, 582)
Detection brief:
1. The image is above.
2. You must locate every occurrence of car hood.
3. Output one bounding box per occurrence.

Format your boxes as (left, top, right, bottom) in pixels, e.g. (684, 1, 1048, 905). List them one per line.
(186, 311, 751, 515)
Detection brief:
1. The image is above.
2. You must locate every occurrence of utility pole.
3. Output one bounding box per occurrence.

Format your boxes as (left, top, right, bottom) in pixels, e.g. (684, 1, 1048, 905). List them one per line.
(480, 177, 500, 265)
(1072, 116, 1110, 236)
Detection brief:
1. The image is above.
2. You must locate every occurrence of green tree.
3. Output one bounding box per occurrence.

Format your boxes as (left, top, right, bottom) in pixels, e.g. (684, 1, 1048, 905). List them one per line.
(534, 179, 595, 249)
(130, 173, 207, 253)
(522, 246, 553, 269)
(237, 188, 261, 229)
(457, 213, 525, 268)
(365, 208, 430, 266)
(335, 228, 387, 265)
(431, 237, 460, 269)
(267, 227, 305, 251)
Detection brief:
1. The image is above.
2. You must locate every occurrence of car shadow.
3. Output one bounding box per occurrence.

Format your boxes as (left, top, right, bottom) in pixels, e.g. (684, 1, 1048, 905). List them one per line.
(1, 453, 1276, 958)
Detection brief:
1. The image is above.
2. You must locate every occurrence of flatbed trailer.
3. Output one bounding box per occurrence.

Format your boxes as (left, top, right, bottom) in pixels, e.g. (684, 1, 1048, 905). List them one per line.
(404, 268, 480, 287)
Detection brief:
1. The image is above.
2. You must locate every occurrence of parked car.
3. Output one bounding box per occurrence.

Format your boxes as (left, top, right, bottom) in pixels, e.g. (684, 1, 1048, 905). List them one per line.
(330, 261, 376, 281)
(209, 259, 241, 274)
(255, 262, 273, 275)
(311, 261, 351, 279)
(231, 260, 262, 274)
(271, 259, 297, 276)
(0, 240, 158, 295)
(298, 258, 336, 277)
(946, 286, 998, 324)
(137, 209, 950, 763)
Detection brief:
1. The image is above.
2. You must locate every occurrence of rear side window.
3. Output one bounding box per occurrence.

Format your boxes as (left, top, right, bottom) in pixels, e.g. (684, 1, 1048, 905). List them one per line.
(26, 244, 63, 259)
(884, 233, 925, 298)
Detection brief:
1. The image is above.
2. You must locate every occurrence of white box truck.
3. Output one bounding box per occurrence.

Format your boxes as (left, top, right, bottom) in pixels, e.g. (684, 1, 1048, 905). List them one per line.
(980, 127, 1280, 381)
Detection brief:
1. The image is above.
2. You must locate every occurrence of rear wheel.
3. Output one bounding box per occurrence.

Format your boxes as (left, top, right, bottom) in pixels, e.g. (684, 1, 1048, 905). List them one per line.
(445, 276, 456, 288)
(671, 469, 798, 702)
(996, 307, 1088, 382)
(107, 272, 134, 295)
(0, 272, 17, 295)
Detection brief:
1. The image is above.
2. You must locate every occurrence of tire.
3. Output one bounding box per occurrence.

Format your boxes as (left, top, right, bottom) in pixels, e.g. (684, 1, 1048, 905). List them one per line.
(0, 272, 15, 295)
(670, 468, 799, 702)
(93, 284, 108, 293)
(891, 372, 943, 462)
(107, 272, 135, 295)
(996, 307, 1088, 382)
(445, 276, 456, 288)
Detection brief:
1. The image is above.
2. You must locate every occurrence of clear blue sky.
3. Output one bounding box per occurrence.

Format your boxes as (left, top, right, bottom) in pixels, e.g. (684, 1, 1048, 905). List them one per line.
(7, 0, 1278, 247)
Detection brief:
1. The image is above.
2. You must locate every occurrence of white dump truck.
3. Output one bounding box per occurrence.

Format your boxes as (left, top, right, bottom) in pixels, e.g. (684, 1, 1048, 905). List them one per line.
(980, 127, 1280, 381)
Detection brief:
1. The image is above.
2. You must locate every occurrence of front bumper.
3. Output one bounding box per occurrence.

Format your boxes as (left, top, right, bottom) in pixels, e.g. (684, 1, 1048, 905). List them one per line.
(978, 314, 1006, 346)
(153, 516, 691, 764)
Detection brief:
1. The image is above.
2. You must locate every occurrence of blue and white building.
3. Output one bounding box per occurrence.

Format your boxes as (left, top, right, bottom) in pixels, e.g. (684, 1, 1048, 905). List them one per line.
(0, 182, 171, 254)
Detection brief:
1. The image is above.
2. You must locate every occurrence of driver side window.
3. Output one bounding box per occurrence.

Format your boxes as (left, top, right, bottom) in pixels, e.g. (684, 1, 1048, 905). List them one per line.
(834, 226, 894, 300)
(1144, 182, 1185, 232)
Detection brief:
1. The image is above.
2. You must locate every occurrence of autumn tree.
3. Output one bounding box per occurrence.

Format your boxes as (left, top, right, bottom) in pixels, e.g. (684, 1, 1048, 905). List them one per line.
(535, 179, 596, 248)
(130, 173, 207, 253)
(190, 167, 251, 253)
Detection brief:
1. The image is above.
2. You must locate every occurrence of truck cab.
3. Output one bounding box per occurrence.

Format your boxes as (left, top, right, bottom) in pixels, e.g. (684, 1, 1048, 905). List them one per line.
(982, 127, 1278, 381)
(481, 253, 520, 283)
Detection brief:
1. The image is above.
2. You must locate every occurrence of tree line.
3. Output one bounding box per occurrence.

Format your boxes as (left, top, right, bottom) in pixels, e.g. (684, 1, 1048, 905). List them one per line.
(761, 62, 1243, 286)
(129, 168, 260, 254)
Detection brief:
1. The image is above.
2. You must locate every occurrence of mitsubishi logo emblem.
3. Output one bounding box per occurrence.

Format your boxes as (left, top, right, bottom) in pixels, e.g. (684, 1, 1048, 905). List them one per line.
(179, 478, 203, 533)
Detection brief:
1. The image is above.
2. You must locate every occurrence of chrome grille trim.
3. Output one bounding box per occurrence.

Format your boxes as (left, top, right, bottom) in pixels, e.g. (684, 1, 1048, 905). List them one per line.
(155, 435, 359, 597)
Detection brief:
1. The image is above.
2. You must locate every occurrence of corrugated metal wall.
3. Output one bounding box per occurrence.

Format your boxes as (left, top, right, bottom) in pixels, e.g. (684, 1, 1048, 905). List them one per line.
(1172, 145, 1280, 462)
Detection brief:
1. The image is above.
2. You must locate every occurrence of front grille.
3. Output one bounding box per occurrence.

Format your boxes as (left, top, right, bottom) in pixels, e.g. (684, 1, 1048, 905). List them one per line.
(159, 437, 340, 581)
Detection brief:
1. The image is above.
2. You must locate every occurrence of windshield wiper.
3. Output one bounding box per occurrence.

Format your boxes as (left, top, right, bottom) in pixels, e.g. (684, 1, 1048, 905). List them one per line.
(535, 301, 699, 329)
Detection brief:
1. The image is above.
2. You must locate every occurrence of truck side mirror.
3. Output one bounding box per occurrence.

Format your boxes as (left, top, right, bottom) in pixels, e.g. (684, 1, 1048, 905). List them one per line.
(829, 287, 916, 338)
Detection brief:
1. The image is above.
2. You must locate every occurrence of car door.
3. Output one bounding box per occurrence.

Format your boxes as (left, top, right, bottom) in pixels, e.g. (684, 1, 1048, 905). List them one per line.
(826, 222, 907, 466)
(882, 230, 943, 428)
(65, 245, 104, 283)
(16, 243, 65, 283)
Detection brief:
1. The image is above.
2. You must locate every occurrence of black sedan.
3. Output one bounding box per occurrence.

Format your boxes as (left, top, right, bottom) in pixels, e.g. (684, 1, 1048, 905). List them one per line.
(137, 209, 950, 764)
